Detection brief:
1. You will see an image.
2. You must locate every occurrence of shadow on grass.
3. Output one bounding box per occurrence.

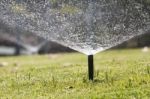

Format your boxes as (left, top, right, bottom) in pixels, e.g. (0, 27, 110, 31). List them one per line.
(82, 77, 106, 84)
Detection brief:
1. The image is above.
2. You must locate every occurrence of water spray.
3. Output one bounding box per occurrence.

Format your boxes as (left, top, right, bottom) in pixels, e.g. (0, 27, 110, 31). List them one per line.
(0, 0, 149, 80)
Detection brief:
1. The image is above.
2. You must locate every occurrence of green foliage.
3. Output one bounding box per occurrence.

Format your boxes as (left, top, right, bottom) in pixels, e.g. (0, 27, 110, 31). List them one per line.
(11, 4, 26, 13)
(0, 49, 150, 99)
(60, 5, 79, 14)
(49, 0, 80, 14)
(145, 0, 150, 4)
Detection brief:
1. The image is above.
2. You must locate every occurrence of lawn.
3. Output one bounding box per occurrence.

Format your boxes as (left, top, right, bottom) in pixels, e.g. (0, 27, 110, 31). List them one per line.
(0, 49, 150, 99)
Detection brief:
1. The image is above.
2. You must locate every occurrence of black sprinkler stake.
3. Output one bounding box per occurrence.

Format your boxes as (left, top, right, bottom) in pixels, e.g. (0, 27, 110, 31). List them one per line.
(88, 55, 94, 80)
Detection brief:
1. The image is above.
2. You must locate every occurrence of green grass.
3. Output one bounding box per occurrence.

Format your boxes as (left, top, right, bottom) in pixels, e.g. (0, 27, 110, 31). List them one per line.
(0, 49, 150, 99)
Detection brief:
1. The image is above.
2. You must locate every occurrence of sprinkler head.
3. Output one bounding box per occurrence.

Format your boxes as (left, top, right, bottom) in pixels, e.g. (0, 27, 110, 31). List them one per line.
(88, 55, 94, 80)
